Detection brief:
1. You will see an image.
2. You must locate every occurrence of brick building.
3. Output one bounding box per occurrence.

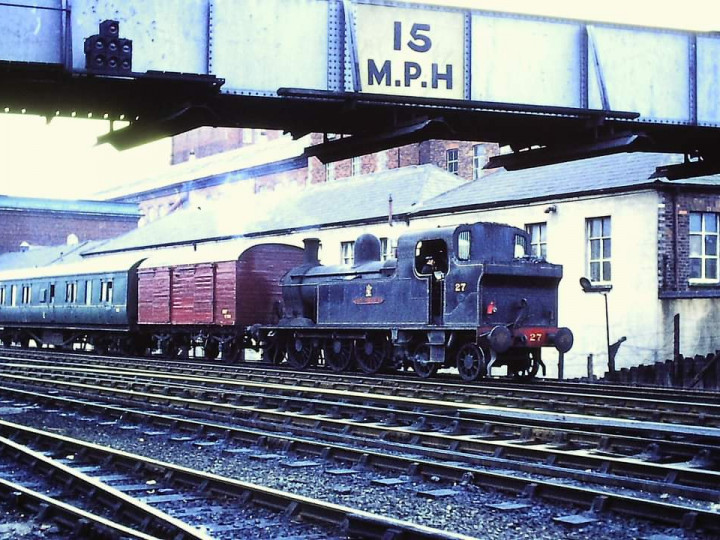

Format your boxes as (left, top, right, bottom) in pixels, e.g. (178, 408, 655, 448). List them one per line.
(101, 128, 498, 226)
(0, 196, 140, 255)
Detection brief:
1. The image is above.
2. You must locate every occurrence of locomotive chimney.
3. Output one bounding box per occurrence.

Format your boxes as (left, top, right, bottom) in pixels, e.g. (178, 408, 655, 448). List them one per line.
(303, 238, 321, 265)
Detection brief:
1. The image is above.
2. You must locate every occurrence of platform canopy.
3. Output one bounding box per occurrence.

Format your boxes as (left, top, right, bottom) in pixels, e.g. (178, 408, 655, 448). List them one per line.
(1, 0, 720, 177)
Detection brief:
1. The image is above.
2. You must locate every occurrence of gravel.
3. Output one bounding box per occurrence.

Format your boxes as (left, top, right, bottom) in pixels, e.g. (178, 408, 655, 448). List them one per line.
(0, 404, 709, 540)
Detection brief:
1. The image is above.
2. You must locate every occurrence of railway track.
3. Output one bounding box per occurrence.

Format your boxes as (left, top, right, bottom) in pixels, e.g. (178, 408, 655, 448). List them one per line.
(0, 349, 718, 537)
(0, 418, 474, 540)
(3, 349, 719, 425)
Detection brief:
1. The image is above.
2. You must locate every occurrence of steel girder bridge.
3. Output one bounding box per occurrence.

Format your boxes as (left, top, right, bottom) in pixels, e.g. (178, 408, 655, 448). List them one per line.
(1, 0, 720, 178)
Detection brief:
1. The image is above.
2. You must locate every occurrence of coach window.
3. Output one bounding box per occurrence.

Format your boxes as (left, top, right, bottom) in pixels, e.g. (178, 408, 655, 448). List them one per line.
(21, 285, 31, 304)
(101, 280, 114, 303)
(0, 286, 5, 305)
(10, 285, 17, 307)
(49, 283, 55, 304)
(85, 280, 93, 305)
(65, 282, 77, 303)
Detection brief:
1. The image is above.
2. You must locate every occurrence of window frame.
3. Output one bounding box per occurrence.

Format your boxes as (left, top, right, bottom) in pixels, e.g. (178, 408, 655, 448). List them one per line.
(340, 241, 355, 265)
(446, 148, 459, 175)
(525, 222, 547, 259)
(586, 216, 612, 284)
(472, 144, 483, 180)
(689, 211, 720, 283)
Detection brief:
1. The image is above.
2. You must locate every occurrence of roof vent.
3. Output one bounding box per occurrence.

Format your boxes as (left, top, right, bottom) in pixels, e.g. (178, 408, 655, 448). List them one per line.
(19, 241, 30, 252)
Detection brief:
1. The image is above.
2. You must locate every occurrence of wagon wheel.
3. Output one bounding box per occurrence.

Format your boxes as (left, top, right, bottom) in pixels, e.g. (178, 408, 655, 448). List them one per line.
(456, 343, 487, 382)
(161, 338, 180, 359)
(204, 339, 219, 360)
(324, 339, 354, 372)
(262, 331, 285, 365)
(412, 343, 438, 379)
(286, 337, 318, 370)
(354, 334, 389, 374)
(511, 350, 541, 380)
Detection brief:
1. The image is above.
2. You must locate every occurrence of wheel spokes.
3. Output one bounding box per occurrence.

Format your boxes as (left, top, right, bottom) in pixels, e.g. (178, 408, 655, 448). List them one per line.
(324, 339, 354, 372)
(412, 343, 438, 378)
(456, 343, 487, 382)
(354, 335, 388, 374)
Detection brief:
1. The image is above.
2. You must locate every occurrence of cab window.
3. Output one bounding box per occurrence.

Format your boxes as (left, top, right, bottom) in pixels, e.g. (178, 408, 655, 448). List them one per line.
(415, 239, 448, 275)
(457, 230, 471, 261)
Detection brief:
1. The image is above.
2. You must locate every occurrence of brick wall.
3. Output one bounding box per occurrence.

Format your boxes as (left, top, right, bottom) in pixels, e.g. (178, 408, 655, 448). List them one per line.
(0, 210, 138, 254)
(658, 189, 720, 292)
(171, 127, 283, 165)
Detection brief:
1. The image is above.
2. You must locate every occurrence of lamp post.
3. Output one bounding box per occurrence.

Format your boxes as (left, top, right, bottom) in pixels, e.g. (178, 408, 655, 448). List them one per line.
(579, 277, 614, 374)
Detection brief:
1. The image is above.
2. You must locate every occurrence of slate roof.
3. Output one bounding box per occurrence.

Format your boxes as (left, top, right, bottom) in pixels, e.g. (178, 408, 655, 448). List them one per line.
(86, 164, 466, 254)
(95, 135, 310, 201)
(0, 195, 139, 217)
(0, 240, 106, 271)
(413, 152, 693, 215)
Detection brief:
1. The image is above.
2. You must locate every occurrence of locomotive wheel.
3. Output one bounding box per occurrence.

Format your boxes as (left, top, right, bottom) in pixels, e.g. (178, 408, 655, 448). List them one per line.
(262, 332, 285, 365)
(161, 339, 180, 358)
(287, 338, 318, 369)
(456, 343, 487, 382)
(324, 339, 354, 372)
(511, 350, 540, 380)
(412, 343, 438, 378)
(354, 335, 389, 374)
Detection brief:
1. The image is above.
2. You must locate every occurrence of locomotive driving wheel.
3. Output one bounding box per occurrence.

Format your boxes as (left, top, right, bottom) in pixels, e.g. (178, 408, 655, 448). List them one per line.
(412, 343, 438, 378)
(262, 331, 285, 365)
(456, 343, 487, 382)
(286, 337, 319, 369)
(354, 334, 389, 374)
(511, 350, 541, 380)
(324, 339, 354, 372)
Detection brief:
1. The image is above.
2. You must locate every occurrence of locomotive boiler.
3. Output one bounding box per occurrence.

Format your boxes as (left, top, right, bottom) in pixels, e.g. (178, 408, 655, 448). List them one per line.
(263, 222, 573, 380)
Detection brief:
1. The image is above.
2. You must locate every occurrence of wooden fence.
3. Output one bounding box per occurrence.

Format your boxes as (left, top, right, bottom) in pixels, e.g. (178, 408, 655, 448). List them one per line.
(594, 353, 720, 390)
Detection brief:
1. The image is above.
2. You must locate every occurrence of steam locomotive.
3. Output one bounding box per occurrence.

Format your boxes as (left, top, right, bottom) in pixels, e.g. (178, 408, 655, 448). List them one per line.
(261, 221, 573, 380)
(0, 222, 572, 380)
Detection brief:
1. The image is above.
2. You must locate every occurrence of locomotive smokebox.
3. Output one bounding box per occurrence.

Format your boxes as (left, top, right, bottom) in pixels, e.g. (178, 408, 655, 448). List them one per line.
(303, 238, 321, 265)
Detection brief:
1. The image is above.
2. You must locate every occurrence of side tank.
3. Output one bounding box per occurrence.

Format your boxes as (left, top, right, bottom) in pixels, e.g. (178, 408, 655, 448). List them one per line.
(280, 234, 398, 325)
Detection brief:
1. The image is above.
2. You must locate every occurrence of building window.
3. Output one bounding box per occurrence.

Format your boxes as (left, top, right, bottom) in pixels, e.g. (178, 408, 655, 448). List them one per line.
(689, 211, 719, 282)
(472, 145, 484, 180)
(352, 156, 362, 176)
(326, 163, 336, 182)
(341, 241, 355, 265)
(21, 285, 31, 304)
(101, 280, 114, 303)
(525, 222, 547, 259)
(65, 282, 77, 303)
(379, 237, 394, 261)
(587, 217, 611, 283)
(446, 148, 459, 175)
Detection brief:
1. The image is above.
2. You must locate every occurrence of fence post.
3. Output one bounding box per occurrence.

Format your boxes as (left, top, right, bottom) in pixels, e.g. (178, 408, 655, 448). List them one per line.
(558, 351, 564, 380)
(673, 313, 680, 359)
(587, 354, 594, 381)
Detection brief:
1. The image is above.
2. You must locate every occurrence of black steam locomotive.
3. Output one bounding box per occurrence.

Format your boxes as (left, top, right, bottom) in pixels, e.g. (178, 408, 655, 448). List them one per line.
(262, 221, 573, 380)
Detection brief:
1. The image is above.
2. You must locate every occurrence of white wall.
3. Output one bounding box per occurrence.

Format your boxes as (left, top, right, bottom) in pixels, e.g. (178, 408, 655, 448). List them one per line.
(242, 189, 708, 379)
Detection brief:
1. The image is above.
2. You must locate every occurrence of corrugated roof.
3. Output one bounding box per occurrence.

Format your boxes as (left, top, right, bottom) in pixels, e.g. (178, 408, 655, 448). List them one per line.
(86, 164, 466, 254)
(414, 152, 688, 214)
(0, 195, 139, 216)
